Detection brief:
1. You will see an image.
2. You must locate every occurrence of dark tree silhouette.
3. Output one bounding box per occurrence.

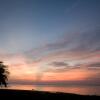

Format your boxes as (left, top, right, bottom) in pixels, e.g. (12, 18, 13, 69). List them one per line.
(0, 61, 9, 87)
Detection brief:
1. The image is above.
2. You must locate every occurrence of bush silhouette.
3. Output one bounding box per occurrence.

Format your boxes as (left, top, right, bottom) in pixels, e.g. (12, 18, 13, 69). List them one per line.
(0, 61, 9, 87)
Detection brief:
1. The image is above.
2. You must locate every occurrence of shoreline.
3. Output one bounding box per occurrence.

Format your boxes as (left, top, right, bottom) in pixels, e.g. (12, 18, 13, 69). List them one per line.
(0, 89, 100, 99)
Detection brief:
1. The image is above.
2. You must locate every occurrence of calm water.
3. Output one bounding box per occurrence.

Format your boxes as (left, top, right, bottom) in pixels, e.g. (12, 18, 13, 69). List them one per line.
(6, 84, 100, 96)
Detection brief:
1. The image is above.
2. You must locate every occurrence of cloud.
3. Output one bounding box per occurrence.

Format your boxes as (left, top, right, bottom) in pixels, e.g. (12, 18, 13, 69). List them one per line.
(26, 28, 100, 63)
(49, 61, 68, 67)
(73, 62, 100, 71)
(47, 61, 82, 73)
(0, 27, 100, 83)
(47, 61, 100, 73)
(73, 29, 100, 52)
(88, 62, 100, 68)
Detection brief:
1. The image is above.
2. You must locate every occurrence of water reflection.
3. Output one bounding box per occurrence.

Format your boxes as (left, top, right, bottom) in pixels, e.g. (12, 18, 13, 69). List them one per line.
(7, 84, 100, 95)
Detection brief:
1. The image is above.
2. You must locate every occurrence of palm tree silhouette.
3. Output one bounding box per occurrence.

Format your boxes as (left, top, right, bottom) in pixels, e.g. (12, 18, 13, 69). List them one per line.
(0, 61, 9, 87)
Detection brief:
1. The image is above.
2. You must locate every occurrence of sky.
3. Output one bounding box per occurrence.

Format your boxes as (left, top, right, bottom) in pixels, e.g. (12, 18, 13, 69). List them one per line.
(0, 0, 100, 86)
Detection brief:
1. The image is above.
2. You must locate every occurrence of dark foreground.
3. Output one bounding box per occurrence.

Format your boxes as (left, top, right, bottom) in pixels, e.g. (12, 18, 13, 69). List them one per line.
(0, 89, 100, 100)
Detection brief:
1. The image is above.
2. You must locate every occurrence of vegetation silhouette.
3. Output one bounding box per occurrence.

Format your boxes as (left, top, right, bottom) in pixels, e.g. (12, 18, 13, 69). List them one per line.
(0, 61, 9, 87)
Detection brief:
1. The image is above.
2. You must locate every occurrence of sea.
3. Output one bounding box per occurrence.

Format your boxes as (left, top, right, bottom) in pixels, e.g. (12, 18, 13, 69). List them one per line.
(5, 84, 100, 96)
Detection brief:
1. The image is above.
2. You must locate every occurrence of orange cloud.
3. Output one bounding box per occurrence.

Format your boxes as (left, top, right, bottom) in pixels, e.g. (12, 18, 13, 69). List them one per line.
(41, 69, 93, 81)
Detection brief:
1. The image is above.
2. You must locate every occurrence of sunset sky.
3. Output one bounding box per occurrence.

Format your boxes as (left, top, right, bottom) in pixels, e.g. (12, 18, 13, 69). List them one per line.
(0, 0, 100, 85)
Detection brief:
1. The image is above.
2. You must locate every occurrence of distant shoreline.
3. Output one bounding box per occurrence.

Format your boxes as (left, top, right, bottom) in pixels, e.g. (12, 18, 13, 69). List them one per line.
(6, 84, 100, 96)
